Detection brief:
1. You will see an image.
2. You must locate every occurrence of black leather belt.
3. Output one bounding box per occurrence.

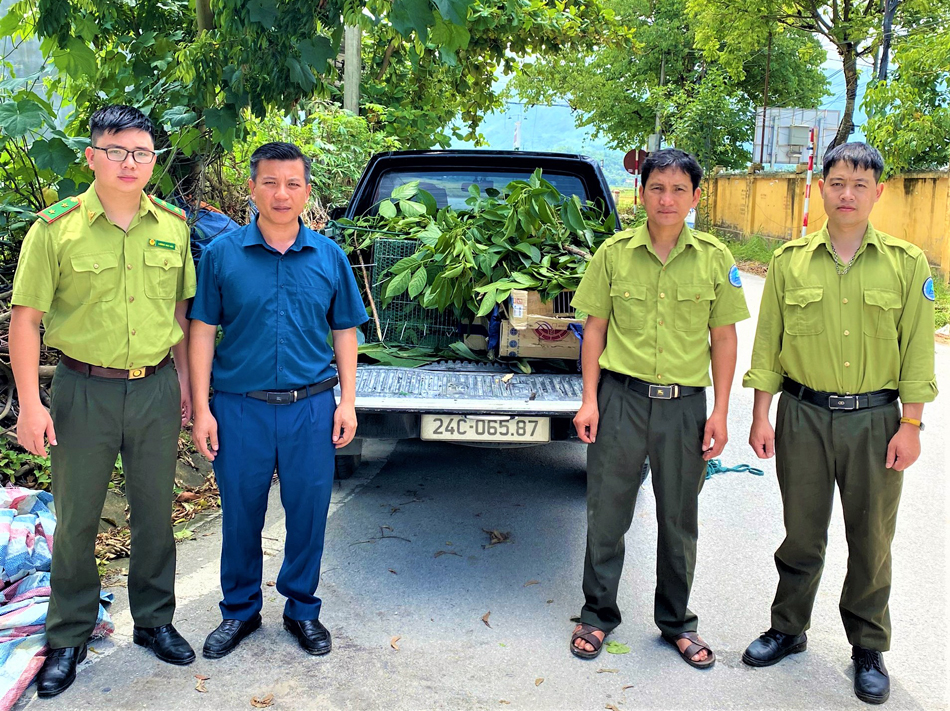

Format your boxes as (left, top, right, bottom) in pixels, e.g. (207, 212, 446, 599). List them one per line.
(246, 376, 339, 405)
(62, 353, 171, 380)
(782, 377, 898, 411)
(605, 370, 705, 400)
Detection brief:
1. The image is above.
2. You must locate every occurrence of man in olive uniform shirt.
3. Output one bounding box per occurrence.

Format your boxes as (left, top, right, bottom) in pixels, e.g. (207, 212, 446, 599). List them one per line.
(569, 149, 750, 667)
(742, 143, 937, 705)
(10, 105, 198, 698)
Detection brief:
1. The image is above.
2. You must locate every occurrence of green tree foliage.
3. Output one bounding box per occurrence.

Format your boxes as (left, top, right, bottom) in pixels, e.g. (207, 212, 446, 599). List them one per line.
(864, 22, 950, 174)
(687, 0, 935, 149)
(510, 0, 827, 169)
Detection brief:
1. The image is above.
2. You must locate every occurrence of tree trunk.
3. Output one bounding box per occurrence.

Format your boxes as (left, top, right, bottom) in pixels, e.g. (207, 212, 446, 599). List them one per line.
(196, 0, 214, 32)
(831, 43, 858, 148)
(877, 0, 900, 82)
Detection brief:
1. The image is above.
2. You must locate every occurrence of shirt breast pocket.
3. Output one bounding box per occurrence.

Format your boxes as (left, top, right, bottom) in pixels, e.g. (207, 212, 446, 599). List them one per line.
(675, 284, 716, 331)
(610, 283, 647, 331)
(293, 281, 332, 328)
(784, 286, 824, 336)
(70, 252, 119, 304)
(862, 288, 901, 339)
(144, 250, 183, 300)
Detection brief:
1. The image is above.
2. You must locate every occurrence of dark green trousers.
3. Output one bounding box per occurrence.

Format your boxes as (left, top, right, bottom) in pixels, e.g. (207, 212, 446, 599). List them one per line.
(46, 361, 180, 648)
(580, 373, 708, 637)
(771, 394, 902, 651)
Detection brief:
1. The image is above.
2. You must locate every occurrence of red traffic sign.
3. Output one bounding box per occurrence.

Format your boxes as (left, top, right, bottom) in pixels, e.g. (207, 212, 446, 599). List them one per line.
(623, 149, 649, 174)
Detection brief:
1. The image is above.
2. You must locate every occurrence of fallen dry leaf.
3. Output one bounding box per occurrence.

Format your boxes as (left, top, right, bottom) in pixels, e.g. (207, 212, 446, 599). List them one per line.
(265, 581, 276, 587)
(390, 635, 401, 651)
(195, 674, 210, 681)
(622, 685, 634, 691)
(597, 668, 619, 674)
(195, 679, 207, 693)
(88, 646, 101, 655)
(388, 568, 398, 574)
(483, 529, 511, 548)
(434, 550, 461, 558)
(250, 693, 274, 708)
(501, 373, 514, 383)
(176, 491, 199, 502)
(499, 702, 511, 706)
(524, 580, 540, 587)
(606, 705, 621, 711)
(535, 678, 544, 686)
(482, 611, 492, 628)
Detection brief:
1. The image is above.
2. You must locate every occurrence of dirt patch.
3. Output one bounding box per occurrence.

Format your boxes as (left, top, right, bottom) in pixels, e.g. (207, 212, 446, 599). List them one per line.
(737, 260, 768, 277)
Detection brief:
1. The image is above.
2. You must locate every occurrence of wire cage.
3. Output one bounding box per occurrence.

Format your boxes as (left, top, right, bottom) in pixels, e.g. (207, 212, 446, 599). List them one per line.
(367, 239, 458, 348)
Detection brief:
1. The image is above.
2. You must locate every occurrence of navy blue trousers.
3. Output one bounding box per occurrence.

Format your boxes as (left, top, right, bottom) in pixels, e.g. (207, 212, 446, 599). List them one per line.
(211, 389, 335, 622)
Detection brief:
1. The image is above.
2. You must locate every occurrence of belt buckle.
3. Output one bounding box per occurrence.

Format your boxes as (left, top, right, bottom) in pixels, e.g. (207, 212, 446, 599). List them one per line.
(648, 384, 674, 400)
(266, 391, 294, 405)
(829, 395, 856, 410)
(128, 368, 146, 380)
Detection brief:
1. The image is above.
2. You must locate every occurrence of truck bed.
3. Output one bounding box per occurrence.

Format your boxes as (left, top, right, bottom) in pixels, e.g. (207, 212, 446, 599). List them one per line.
(340, 365, 584, 416)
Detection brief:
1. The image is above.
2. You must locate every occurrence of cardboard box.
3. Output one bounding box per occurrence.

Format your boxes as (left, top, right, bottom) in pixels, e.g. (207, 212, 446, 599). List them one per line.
(507, 289, 584, 330)
(498, 319, 580, 359)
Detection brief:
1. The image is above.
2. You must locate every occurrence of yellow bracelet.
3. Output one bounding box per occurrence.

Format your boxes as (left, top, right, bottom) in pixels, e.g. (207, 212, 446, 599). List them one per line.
(900, 417, 922, 428)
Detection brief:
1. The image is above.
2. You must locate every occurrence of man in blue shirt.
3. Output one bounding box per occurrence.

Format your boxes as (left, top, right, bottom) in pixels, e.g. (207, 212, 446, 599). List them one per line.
(189, 142, 368, 659)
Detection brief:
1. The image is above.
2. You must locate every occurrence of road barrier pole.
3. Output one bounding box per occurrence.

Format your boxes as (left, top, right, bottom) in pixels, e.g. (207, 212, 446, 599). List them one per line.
(802, 127, 815, 237)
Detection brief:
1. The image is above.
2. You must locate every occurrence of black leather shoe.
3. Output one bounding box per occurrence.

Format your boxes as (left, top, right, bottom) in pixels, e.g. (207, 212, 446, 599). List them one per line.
(742, 628, 808, 667)
(133, 623, 196, 665)
(202, 614, 262, 659)
(283, 614, 331, 656)
(853, 646, 890, 704)
(36, 643, 87, 698)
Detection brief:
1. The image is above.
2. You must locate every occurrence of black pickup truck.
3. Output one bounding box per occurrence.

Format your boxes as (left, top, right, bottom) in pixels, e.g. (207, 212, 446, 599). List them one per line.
(327, 150, 621, 478)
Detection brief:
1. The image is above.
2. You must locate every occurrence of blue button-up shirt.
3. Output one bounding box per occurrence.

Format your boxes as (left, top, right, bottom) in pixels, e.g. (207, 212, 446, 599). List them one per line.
(190, 217, 368, 393)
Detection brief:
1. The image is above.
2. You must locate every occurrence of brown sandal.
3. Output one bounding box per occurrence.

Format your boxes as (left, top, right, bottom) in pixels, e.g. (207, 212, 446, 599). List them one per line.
(663, 631, 716, 669)
(571, 623, 606, 659)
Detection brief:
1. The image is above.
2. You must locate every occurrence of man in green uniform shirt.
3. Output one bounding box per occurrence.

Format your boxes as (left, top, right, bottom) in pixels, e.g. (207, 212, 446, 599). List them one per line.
(742, 142, 937, 705)
(569, 149, 750, 667)
(10, 105, 198, 698)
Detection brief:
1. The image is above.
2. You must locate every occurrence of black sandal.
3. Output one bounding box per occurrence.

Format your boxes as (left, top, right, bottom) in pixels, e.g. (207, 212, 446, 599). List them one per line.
(571, 623, 606, 659)
(663, 631, 716, 669)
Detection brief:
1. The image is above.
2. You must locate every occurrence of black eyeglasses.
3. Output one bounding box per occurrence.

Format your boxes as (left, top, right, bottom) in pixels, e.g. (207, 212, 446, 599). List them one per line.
(92, 146, 160, 164)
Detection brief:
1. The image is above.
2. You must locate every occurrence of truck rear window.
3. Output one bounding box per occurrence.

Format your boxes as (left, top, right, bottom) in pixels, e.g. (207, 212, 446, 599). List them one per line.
(370, 169, 589, 211)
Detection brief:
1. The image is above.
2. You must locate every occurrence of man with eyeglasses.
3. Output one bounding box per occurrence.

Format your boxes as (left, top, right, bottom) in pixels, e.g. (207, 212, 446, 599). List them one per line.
(10, 104, 198, 698)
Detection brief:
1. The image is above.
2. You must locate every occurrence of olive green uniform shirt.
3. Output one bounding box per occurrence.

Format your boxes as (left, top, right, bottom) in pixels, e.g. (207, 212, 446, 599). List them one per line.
(11, 183, 197, 370)
(743, 222, 937, 403)
(571, 224, 751, 387)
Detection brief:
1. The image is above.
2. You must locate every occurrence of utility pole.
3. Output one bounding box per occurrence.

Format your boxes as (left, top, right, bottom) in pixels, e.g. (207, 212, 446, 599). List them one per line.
(759, 30, 772, 164)
(344, 25, 361, 114)
(652, 55, 665, 150)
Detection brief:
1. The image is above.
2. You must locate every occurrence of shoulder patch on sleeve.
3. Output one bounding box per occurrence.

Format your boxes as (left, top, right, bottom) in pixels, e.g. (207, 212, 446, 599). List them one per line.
(37, 196, 80, 224)
(729, 264, 743, 287)
(148, 195, 187, 221)
(923, 277, 935, 302)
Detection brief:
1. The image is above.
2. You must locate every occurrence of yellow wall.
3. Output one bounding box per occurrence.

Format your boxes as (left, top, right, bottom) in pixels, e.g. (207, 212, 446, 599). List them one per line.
(706, 172, 950, 280)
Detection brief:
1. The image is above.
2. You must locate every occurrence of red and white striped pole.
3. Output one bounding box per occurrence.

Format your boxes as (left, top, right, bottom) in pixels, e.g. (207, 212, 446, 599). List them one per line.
(801, 127, 815, 237)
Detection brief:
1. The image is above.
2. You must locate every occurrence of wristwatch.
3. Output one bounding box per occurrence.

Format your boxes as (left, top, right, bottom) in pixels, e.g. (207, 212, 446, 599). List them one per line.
(900, 417, 925, 431)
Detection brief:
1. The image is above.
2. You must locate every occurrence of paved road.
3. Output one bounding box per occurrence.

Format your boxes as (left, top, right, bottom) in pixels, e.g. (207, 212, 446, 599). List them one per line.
(17, 274, 949, 710)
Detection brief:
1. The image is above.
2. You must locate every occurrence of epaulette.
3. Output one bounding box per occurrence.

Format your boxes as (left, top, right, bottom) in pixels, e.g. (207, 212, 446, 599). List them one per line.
(148, 195, 187, 221)
(878, 231, 924, 259)
(37, 196, 81, 225)
(773, 234, 813, 258)
(692, 229, 728, 251)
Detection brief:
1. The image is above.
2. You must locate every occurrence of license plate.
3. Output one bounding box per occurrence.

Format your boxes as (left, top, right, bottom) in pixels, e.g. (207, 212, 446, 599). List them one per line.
(421, 415, 550, 443)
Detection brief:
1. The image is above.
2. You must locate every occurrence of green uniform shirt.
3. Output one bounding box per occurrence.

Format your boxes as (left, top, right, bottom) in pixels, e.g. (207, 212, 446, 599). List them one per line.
(11, 183, 197, 370)
(571, 224, 751, 387)
(743, 222, 938, 403)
